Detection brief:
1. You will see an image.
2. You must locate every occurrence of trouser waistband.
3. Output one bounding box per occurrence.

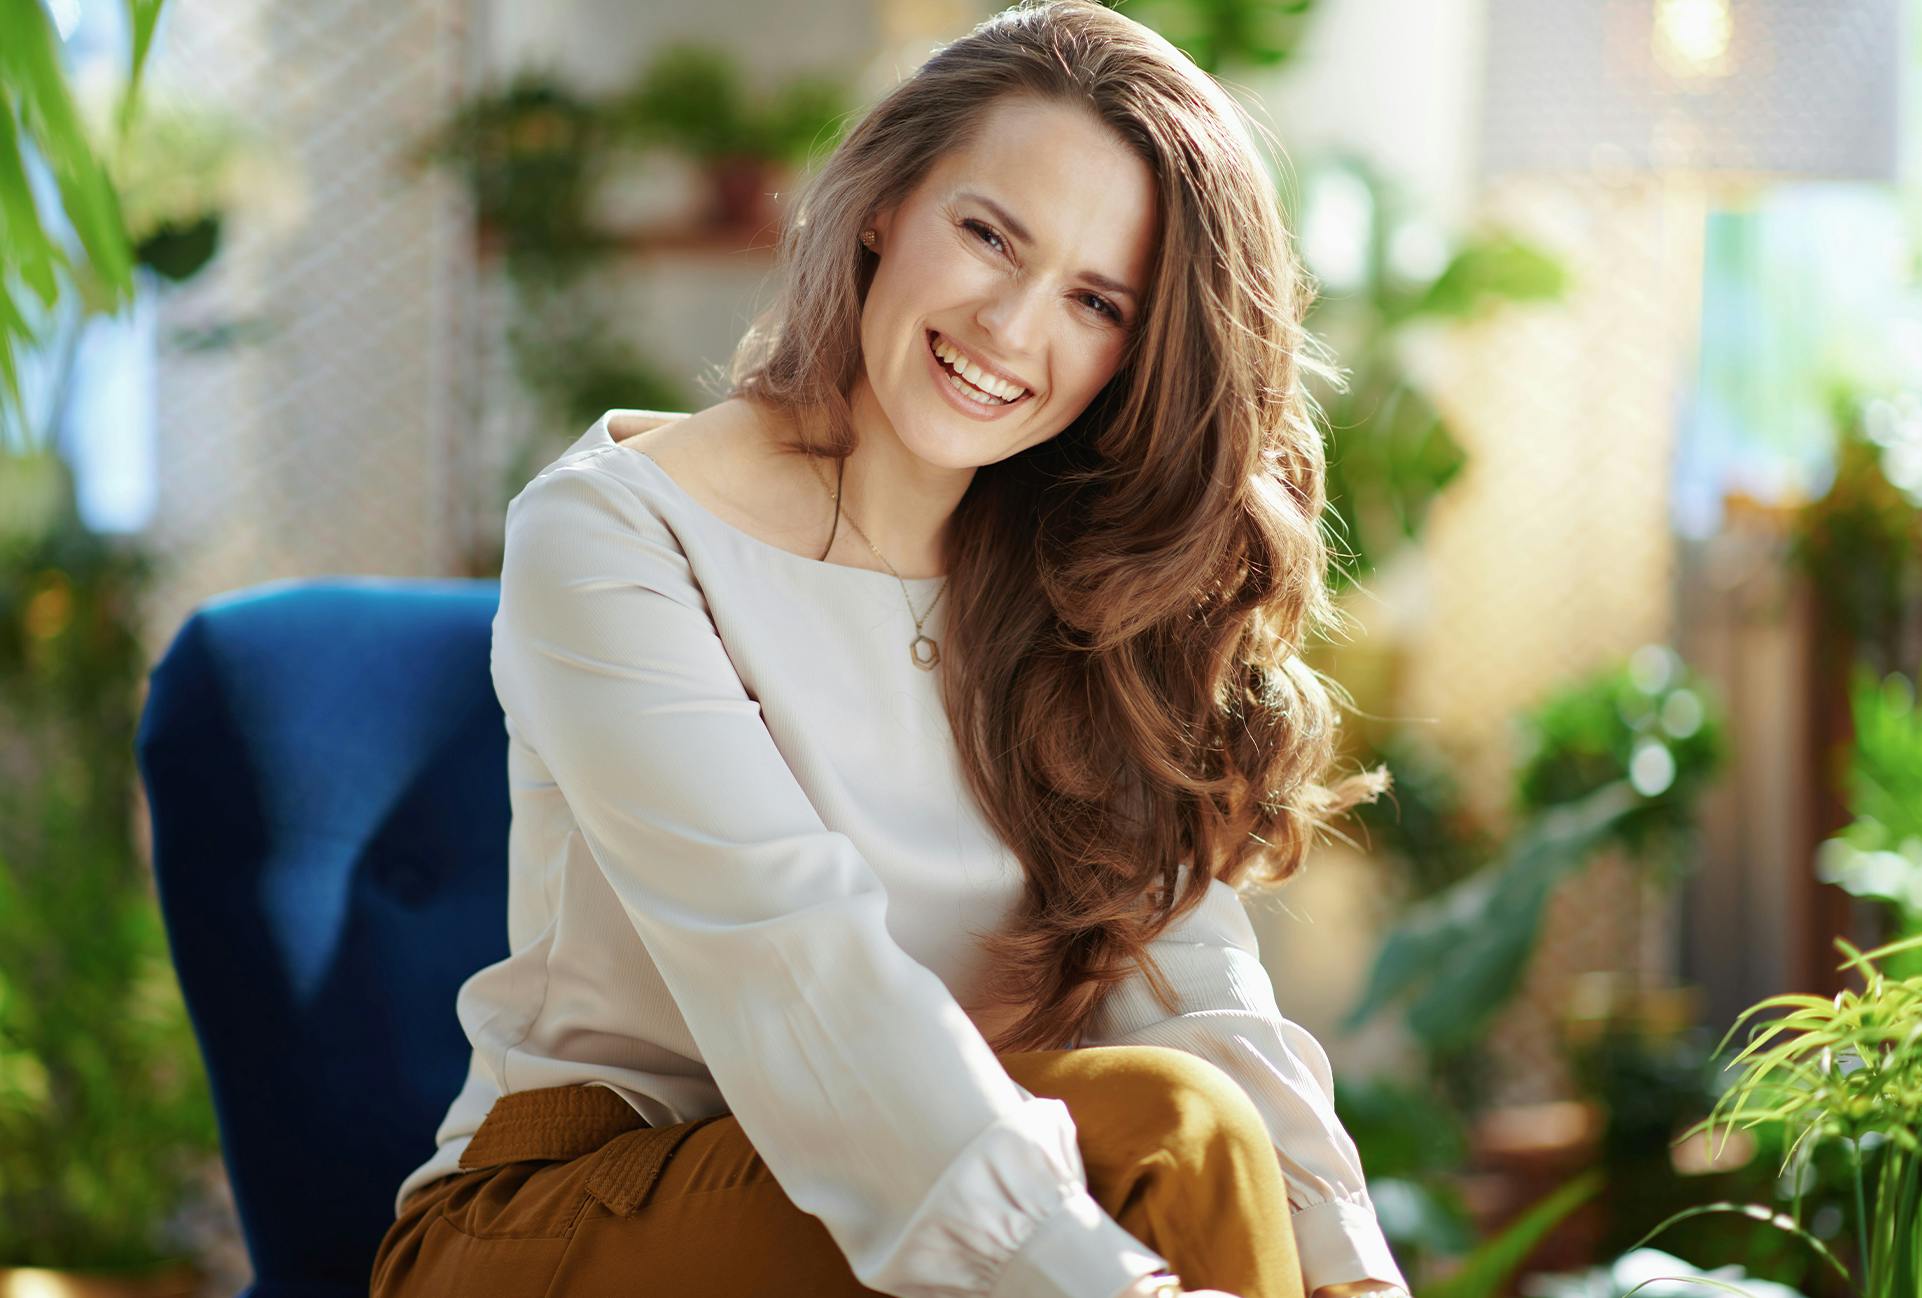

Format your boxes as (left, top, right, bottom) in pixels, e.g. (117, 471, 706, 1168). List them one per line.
(458, 1083, 653, 1170)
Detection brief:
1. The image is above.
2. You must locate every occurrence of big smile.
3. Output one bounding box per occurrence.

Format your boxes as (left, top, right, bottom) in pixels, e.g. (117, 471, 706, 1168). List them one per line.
(925, 329, 1032, 411)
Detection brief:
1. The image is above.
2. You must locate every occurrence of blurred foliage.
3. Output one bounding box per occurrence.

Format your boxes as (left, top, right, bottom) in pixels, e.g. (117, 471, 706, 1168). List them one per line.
(1524, 1246, 1813, 1298)
(1350, 729, 1499, 903)
(1560, 983, 1752, 1271)
(409, 50, 855, 535)
(1, 0, 225, 1268)
(1426, 1171, 1606, 1298)
(610, 43, 847, 168)
(506, 294, 688, 437)
(1815, 667, 1922, 981)
(83, 87, 256, 285)
(1342, 779, 1645, 1055)
(1572, 1014, 1720, 1177)
(7, 7, 250, 468)
(1333, 1068, 1609, 1298)
(450, 287, 692, 574)
(408, 70, 611, 281)
(1287, 153, 1570, 597)
(1096, 0, 1322, 75)
(410, 51, 852, 274)
(0, 450, 219, 1268)
(1630, 934, 1922, 1298)
(1, 0, 163, 449)
(1343, 647, 1726, 1059)
(1786, 386, 1922, 679)
(1334, 1074, 1477, 1275)
(1511, 644, 1727, 880)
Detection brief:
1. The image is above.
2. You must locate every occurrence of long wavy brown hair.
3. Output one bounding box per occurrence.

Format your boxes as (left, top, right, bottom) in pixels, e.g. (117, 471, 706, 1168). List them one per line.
(720, 0, 1392, 1053)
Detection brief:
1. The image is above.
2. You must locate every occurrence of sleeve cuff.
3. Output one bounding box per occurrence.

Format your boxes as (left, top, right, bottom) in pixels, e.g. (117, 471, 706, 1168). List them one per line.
(990, 1186, 1170, 1298)
(1291, 1196, 1410, 1295)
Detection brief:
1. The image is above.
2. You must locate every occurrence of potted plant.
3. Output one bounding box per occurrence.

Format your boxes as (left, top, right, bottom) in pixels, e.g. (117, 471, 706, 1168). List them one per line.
(409, 69, 611, 275)
(1624, 931, 1922, 1298)
(609, 43, 848, 232)
(87, 87, 258, 286)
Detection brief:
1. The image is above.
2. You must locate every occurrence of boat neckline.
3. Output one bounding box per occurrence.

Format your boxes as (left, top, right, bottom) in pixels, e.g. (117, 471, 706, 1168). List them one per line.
(597, 414, 949, 586)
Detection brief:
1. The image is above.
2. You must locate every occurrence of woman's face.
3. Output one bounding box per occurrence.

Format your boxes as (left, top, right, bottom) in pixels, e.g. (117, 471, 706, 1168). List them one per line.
(862, 94, 1159, 469)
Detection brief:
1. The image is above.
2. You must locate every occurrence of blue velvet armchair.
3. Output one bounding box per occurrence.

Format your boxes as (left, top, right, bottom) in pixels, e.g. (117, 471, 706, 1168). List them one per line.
(135, 577, 511, 1298)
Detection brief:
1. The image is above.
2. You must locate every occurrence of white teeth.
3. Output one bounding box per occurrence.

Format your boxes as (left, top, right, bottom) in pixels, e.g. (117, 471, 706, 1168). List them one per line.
(932, 333, 1026, 402)
(944, 368, 1005, 405)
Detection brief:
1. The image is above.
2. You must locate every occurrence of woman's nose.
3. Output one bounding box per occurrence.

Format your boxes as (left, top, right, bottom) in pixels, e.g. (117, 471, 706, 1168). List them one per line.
(976, 288, 1045, 359)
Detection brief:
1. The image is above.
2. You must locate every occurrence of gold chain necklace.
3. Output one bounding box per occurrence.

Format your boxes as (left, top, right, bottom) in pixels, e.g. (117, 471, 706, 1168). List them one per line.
(803, 453, 947, 671)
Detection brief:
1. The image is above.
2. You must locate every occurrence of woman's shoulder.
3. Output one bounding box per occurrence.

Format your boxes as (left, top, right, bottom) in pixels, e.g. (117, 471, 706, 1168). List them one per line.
(504, 401, 799, 591)
(500, 412, 714, 599)
(596, 400, 840, 566)
(601, 403, 744, 511)
(513, 405, 719, 526)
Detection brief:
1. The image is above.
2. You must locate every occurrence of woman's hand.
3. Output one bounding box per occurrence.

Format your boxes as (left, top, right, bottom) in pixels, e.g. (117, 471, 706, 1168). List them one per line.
(1114, 1274, 1242, 1298)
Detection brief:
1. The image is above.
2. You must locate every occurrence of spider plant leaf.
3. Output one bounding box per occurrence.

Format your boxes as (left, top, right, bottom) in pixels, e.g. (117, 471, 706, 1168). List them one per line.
(1620, 1277, 1775, 1298)
(1625, 1201, 1861, 1297)
(1856, 931, 1922, 965)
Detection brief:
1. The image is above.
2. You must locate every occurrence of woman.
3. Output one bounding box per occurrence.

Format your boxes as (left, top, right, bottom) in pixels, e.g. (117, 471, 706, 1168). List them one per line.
(371, 3, 1411, 1296)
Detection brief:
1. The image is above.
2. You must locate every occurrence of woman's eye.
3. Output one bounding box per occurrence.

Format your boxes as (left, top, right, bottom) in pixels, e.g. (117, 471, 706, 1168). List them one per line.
(964, 218, 1121, 324)
(963, 219, 1006, 255)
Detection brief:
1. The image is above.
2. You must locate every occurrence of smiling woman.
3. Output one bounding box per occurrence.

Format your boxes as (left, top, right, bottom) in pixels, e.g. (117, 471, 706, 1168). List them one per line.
(371, 4, 1408, 1298)
(852, 95, 1154, 454)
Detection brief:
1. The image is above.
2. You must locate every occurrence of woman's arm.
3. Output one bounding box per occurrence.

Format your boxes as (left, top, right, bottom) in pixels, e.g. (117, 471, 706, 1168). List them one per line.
(1078, 875, 1411, 1297)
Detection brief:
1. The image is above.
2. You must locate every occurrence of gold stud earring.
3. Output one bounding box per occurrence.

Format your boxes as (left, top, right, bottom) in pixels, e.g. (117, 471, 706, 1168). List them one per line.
(860, 228, 878, 250)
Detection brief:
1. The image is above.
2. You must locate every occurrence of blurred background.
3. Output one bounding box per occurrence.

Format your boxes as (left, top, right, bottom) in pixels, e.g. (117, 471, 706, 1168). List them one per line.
(4, 0, 1921, 1295)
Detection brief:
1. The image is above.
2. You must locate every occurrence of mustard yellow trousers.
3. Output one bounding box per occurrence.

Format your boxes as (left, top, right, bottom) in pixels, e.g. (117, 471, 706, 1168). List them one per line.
(370, 1044, 1305, 1297)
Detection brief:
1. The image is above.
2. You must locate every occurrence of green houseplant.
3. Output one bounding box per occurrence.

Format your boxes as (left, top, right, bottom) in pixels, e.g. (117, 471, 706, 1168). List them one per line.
(1342, 646, 1727, 1058)
(1290, 151, 1570, 597)
(0, 453, 220, 1290)
(89, 88, 255, 287)
(1814, 668, 1922, 982)
(408, 69, 610, 276)
(1622, 931, 1922, 1298)
(3, 1, 232, 1288)
(1784, 385, 1921, 680)
(610, 43, 848, 231)
(1, 0, 163, 444)
(1094, 0, 1325, 76)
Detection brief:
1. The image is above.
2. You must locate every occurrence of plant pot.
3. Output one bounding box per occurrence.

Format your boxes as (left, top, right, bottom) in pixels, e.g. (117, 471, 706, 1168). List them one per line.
(701, 155, 782, 232)
(1463, 1099, 1606, 1273)
(134, 212, 223, 283)
(0, 1260, 202, 1298)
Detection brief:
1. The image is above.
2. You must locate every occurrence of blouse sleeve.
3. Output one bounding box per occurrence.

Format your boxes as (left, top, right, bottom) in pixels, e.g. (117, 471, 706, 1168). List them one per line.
(490, 458, 1169, 1298)
(1078, 875, 1410, 1296)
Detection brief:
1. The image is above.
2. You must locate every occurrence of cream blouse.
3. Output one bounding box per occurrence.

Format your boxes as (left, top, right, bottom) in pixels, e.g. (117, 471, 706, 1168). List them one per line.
(393, 409, 1410, 1298)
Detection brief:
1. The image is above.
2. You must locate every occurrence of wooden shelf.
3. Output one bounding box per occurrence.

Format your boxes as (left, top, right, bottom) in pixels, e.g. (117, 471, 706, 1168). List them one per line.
(475, 217, 782, 264)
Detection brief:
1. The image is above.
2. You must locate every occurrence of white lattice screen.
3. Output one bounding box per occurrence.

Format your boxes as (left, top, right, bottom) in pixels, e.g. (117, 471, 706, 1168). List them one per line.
(1385, 173, 1708, 1106)
(136, 0, 479, 657)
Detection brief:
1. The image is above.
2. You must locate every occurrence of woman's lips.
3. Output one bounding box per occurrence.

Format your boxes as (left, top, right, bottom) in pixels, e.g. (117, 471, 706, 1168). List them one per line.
(925, 329, 1032, 407)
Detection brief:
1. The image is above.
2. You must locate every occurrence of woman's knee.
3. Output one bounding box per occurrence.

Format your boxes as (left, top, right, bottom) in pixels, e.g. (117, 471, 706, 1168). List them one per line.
(1004, 1044, 1272, 1166)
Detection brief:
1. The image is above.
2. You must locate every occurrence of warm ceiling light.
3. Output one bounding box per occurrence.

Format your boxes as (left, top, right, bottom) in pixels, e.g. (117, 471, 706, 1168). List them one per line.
(1654, 0, 1735, 78)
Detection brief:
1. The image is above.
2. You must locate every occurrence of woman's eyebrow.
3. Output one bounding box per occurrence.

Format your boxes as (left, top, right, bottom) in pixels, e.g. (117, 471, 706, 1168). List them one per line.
(956, 189, 1140, 303)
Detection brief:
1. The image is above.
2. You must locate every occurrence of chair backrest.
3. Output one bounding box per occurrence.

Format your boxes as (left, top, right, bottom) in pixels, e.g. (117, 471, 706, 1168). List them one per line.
(136, 577, 510, 1298)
